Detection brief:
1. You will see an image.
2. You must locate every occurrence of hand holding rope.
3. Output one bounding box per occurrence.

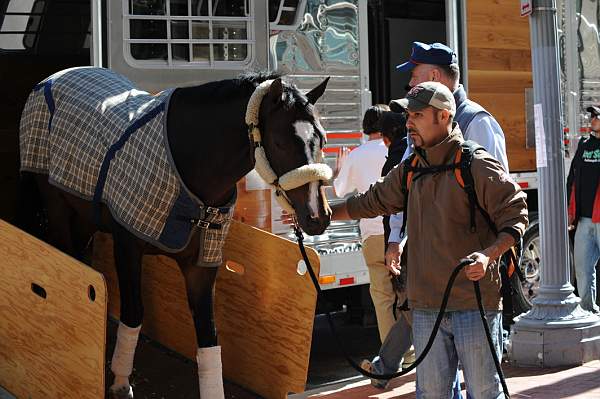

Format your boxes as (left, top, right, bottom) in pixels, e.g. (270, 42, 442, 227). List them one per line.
(293, 224, 509, 398)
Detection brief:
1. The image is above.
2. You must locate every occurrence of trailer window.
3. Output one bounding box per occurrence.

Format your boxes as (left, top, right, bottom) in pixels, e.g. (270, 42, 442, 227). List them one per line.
(269, 0, 305, 30)
(124, 0, 254, 68)
(0, 0, 44, 50)
(0, 0, 90, 54)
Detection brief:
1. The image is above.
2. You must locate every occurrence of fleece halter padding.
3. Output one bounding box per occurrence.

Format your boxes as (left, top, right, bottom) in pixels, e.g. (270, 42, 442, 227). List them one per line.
(245, 79, 332, 214)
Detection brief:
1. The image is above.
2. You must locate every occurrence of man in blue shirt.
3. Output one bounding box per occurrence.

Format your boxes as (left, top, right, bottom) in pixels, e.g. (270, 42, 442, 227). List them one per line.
(388, 41, 509, 270)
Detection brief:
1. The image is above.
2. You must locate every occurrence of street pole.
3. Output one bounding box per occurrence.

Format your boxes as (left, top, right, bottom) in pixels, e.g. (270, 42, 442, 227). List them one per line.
(509, 0, 600, 367)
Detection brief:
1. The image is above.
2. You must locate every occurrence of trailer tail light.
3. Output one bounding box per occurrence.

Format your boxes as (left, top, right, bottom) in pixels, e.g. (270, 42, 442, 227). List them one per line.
(323, 146, 358, 154)
(326, 132, 363, 139)
(319, 275, 336, 285)
(518, 181, 529, 189)
(339, 277, 355, 286)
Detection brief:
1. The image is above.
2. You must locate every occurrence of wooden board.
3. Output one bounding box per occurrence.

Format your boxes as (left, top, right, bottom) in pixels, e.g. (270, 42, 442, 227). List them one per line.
(92, 220, 321, 399)
(0, 219, 107, 399)
(467, 0, 536, 172)
(233, 178, 273, 231)
(467, 0, 532, 50)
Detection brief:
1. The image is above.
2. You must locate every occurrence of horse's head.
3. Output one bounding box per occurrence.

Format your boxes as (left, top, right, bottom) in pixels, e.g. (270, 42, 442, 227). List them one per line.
(250, 77, 332, 235)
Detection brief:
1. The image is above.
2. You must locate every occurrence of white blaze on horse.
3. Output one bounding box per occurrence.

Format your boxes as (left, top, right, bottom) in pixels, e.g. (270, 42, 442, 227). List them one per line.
(18, 66, 331, 398)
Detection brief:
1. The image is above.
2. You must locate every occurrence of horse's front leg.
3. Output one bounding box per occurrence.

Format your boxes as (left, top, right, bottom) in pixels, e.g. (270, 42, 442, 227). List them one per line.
(109, 224, 145, 399)
(177, 260, 224, 399)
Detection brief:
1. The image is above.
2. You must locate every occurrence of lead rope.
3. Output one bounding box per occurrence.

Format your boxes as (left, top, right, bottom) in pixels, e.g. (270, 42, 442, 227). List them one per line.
(474, 280, 511, 396)
(293, 224, 510, 398)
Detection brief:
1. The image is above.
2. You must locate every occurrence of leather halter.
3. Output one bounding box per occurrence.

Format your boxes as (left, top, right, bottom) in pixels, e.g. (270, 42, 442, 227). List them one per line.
(244, 79, 332, 214)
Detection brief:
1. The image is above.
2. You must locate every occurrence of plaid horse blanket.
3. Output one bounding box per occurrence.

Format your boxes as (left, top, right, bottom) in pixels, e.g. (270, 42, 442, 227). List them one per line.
(20, 67, 234, 264)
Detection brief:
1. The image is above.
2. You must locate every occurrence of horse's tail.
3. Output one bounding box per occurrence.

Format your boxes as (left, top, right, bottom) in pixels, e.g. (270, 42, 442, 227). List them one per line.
(15, 171, 47, 240)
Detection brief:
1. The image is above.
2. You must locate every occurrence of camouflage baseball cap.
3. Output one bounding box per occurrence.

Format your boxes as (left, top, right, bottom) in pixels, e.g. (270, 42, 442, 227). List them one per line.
(397, 81, 456, 115)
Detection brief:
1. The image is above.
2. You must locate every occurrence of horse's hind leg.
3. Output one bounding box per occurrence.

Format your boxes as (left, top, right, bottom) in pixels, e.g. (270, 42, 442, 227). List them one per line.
(177, 260, 224, 399)
(109, 223, 145, 399)
(34, 175, 76, 255)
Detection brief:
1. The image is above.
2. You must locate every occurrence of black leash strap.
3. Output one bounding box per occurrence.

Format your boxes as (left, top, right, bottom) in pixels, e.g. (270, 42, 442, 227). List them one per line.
(474, 281, 510, 396)
(293, 226, 509, 398)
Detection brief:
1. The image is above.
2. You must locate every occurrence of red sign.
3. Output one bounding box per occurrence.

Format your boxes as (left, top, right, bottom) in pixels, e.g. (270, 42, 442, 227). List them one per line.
(521, 0, 533, 17)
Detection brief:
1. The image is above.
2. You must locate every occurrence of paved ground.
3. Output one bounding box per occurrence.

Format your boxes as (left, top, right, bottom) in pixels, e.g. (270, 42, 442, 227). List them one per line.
(3, 314, 600, 398)
(291, 360, 600, 399)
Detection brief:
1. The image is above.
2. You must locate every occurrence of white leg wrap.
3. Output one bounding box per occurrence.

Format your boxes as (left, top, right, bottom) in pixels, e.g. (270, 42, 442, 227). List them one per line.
(196, 346, 225, 399)
(110, 322, 142, 390)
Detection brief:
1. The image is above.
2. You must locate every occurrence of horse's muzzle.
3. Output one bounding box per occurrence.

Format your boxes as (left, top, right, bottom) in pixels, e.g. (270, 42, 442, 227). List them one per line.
(302, 215, 330, 236)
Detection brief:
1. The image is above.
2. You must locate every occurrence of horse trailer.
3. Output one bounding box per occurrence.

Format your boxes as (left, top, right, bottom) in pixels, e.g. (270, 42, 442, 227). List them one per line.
(1, 0, 599, 321)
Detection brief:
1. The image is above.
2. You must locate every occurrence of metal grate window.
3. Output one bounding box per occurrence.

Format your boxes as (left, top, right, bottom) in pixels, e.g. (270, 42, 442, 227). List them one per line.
(0, 0, 90, 54)
(124, 0, 254, 68)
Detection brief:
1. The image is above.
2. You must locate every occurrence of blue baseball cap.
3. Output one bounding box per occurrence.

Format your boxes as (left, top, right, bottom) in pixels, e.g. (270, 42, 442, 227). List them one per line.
(396, 42, 458, 72)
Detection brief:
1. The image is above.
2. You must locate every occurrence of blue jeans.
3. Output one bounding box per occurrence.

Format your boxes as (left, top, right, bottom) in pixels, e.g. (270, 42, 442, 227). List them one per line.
(574, 217, 600, 313)
(370, 312, 412, 375)
(413, 309, 503, 399)
(371, 311, 470, 399)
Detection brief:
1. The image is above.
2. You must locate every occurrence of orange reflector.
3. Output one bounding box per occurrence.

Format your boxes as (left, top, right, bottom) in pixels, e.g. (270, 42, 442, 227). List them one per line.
(319, 275, 336, 285)
(339, 277, 355, 286)
(518, 182, 529, 189)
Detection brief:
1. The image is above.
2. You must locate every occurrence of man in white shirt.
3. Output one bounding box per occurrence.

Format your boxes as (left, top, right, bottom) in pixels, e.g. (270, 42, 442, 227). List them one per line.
(333, 104, 395, 342)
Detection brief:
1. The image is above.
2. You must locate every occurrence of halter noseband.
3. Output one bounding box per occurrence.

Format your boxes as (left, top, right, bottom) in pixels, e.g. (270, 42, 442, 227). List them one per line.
(244, 79, 332, 215)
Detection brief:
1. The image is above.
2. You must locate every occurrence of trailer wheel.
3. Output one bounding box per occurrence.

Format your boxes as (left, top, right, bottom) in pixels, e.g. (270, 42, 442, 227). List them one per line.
(501, 227, 536, 327)
(514, 217, 575, 318)
(518, 220, 540, 312)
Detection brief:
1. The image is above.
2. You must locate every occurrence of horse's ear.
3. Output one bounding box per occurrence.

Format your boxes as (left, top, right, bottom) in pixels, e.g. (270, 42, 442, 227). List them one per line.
(269, 78, 285, 104)
(306, 77, 330, 105)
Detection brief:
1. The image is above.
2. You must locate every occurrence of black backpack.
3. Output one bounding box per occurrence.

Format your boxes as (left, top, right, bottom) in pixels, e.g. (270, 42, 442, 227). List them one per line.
(399, 140, 525, 316)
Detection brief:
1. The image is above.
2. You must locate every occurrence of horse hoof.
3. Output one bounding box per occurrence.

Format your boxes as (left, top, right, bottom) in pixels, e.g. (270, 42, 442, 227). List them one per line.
(109, 385, 133, 399)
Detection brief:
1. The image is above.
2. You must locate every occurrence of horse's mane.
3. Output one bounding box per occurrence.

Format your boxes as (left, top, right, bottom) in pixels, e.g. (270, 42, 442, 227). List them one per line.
(237, 71, 282, 87)
(183, 71, 306, 108)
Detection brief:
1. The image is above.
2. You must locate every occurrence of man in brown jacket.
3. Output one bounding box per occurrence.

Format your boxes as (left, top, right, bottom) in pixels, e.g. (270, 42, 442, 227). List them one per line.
(330, 81, 528, 398)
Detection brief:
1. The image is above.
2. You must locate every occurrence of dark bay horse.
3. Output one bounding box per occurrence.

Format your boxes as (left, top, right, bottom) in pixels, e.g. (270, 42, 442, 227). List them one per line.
(18, 67, 331, 398)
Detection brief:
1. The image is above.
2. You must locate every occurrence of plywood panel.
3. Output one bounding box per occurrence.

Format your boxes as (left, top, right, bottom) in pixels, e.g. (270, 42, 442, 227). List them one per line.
(470, 92, 536, 171)
(468, 70, 532, 94)
(467, 0, 531, 50)
(0, 219, 107, 399)
(466, 0, 536, 172)
(468, 48, 532, 72)
(233, 178, 272, 231)
(92, 220, 320, 398)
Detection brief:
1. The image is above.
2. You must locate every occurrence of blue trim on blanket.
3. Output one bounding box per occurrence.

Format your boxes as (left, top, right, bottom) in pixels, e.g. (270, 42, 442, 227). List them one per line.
(93, 101, 166, 226)
(42, 81, 55, 132)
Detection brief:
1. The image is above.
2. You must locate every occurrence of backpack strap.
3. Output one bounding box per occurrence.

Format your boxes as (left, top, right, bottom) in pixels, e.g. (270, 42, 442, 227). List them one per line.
(401, 152, 462, 238)
(404, 154, 419, 192)
(399, 154, 419, 238)
(455, 141, 519, 280)
(455, 140, 489, 233)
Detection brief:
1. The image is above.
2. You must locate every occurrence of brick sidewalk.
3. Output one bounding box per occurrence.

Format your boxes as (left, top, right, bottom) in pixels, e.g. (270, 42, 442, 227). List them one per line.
(292, 360, 600, 399)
